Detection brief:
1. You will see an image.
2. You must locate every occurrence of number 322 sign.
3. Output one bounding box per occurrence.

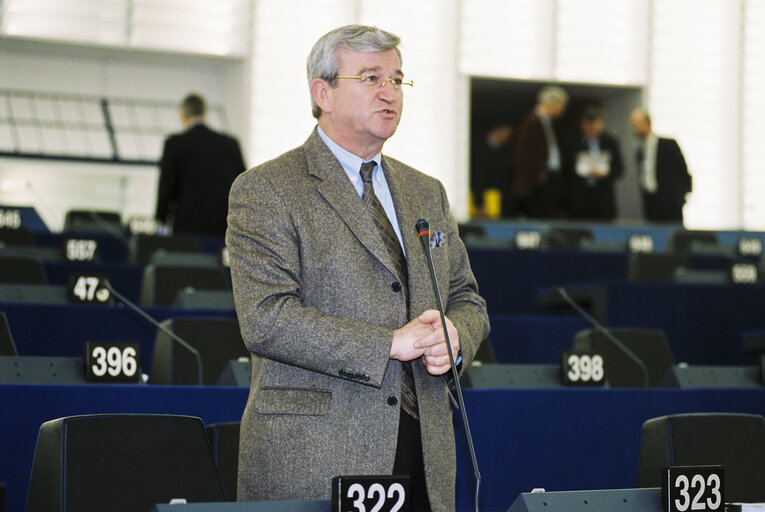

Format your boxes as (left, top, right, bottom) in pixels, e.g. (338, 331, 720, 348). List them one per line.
(332, 476, 409, 512)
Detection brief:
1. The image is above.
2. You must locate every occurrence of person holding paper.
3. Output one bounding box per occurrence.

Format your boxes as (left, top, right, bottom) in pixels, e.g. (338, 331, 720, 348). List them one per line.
(563, 106, 624, 220)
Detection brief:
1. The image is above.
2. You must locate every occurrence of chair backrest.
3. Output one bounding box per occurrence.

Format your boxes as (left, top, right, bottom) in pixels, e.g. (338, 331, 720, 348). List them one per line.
(0, 226, 35, 246)
(63, 210, 122, 234)
(25, 414, 226, 512)
(572, 328, 675, 387)
(0, 256, 47, 285)
(637, 413, 765, 502)
(626, 253, 686, 282)
(667, 230, 719, 254)
(129, 234, 200, 265)
(150, 317, 248, 385)
(206, 422, 241, 501)
(139, 264, 229, 307)
(540, 228, 594, 251)
(0, 312, 17, 356)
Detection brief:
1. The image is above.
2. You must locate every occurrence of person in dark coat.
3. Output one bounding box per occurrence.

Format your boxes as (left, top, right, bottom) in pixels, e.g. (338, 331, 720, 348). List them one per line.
(563, 106, 624, 220)
(156, 93, 246, 236)
(630, 108, 692, 223)
(513, 85, 568, 218)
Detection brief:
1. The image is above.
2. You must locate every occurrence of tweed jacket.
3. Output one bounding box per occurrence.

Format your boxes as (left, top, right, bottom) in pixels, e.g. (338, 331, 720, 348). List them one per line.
(226, 128, 489, 511)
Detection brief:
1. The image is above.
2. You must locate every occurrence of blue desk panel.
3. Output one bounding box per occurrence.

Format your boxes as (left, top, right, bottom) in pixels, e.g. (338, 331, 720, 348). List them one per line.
(0, 303, 235, 371)
(0, 384, 249, 512)
(489, 314, 588, 363)
(538, 281, 765, 365)
(467, 248, 628, 314)
(1, 385, 763, 512)
(455, 388, 765, 512)
(43, 261, 145, 303)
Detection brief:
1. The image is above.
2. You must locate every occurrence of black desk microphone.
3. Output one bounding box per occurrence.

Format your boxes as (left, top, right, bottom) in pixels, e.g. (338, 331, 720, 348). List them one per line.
(415, 219, 482, 512)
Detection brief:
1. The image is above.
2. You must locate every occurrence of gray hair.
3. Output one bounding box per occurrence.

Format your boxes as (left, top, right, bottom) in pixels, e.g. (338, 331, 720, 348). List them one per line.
(180, 93, 206, 117)
(307, 25, 402, 119)
(538, 85, 569, 106)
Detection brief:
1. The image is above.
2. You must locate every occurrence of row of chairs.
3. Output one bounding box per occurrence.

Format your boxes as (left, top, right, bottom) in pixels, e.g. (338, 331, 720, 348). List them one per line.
(0, 314, 249, 386)
(0, 224, 213, 264)
(466, 328, 765, 388)
(0, 253, 232, 308)
(460, 223, 759, 256)
(23, 411, 765, 510)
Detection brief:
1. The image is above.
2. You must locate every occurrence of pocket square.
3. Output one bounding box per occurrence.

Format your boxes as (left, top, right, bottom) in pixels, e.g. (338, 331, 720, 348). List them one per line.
(429, 231, 447, 249)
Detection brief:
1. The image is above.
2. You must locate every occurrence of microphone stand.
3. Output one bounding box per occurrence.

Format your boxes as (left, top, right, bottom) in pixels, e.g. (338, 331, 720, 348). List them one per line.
(556, 287, 649, 388)
(103, 280, 203, 386)
(415, 219, 481, 512)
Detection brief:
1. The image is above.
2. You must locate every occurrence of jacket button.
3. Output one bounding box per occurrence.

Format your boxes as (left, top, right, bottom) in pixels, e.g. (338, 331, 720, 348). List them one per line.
(391, 282, 401, 292)
(387, 396, 398, 406)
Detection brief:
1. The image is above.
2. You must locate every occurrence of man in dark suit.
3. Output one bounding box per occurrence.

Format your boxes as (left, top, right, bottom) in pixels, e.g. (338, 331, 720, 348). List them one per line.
(630, 108, 692, 223)
(513, 85, 568, 218)
(227, 25, 489, 512)
(156, 93, 245, 237)
(563, 106, 623, 220)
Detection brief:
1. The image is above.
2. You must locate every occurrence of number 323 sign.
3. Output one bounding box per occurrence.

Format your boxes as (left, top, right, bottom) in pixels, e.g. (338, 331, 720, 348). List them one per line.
(663, 466, 724, 512)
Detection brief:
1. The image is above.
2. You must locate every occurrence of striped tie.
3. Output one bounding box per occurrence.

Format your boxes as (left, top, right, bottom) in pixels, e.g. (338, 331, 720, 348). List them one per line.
(359, 161, 418, 420)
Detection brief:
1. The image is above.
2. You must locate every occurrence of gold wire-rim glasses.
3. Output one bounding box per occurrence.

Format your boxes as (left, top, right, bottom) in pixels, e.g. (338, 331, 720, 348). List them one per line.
(334, 74, 414, 89)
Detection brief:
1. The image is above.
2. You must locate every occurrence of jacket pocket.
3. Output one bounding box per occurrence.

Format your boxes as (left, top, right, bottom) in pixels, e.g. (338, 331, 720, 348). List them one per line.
(254, 387, 331, 416)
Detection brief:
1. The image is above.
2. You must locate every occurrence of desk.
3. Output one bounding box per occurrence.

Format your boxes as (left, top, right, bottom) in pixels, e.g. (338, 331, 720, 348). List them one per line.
(537, 280, 765, 365)
(467, 248, 627, 314)
(0, 303, 234, 371)
(455, 387, 765, 512)
(1, 384, 763, 512)
(0, 383, 248, 512)
(489, 314, 588, 363)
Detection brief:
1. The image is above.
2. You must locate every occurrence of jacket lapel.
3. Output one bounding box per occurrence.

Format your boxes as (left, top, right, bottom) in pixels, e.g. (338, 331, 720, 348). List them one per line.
(303, 129, 399, 279)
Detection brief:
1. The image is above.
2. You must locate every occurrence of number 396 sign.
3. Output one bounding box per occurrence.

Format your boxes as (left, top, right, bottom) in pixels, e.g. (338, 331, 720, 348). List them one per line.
(663, 466, 724, 512)
(84, 342, 141, 383)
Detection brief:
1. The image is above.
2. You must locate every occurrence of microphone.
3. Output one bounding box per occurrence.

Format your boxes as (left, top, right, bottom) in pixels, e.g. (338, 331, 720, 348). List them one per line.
(556, 286, 650, 388)
(102, 280, 204, 385)
(415, 219, 482, 512)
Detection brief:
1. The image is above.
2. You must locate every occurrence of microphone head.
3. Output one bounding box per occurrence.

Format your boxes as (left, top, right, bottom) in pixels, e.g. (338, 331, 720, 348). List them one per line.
(415, 219, 429, 234)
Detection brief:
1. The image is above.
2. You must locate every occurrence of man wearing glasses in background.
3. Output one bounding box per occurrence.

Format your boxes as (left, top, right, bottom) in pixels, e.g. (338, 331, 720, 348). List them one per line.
(226, 25, 489, 511)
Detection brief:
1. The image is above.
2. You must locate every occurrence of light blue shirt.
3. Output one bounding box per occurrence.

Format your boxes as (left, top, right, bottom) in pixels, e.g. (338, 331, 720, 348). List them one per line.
(317, 125, 405, 255)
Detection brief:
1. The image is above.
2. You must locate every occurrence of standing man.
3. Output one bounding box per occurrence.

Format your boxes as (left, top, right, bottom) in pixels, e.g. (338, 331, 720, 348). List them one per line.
(564, 106, 624, 221)
(226, 25, 489, 512)
(513, 85, 569, 218)
(156, 93, 246, 237)
(630, 108, 692, 223)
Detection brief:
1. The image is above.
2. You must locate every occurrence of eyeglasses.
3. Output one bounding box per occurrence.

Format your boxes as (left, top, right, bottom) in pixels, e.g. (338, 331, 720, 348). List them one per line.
(334, 74, 414, 89)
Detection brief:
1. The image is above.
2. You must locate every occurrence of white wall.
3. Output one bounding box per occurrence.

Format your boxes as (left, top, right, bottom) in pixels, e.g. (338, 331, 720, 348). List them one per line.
(0, 38, 249, 230)
(2, 0, 764, 230)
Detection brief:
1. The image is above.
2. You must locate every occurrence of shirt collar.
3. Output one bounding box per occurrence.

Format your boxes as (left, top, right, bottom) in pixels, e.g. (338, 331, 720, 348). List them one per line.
(317, 125, 382, 179)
